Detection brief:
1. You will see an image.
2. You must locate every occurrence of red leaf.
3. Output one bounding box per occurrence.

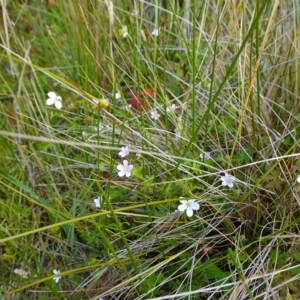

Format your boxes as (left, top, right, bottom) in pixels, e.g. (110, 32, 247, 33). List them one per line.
(128, 88, 154, 112)
(141, 88, 155, 98)
(128, 98, 140, 110)
(102, 171, 110, 179)
(7, 109, 17, 126)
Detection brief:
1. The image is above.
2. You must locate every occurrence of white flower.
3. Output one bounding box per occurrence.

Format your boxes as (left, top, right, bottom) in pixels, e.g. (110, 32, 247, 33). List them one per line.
(220, 173, 236, 188)
(53, 269, 61, 283)
(14, 268, 30, 279)
(119, 146, 129, 158)
(94, 196, 102, 208)
(152, 28, 161, 36)
(119, 25, 128, 38)
(166, 104, 178, 112)
(178, 199, 199, 217)
(150, 110, 160, 120)
(117, 160, 133, 177)
(115, 91, 121, 99)
(297, 176, 300, 183)
(46, 92, 62, 109)
(200, 152, 211, 160)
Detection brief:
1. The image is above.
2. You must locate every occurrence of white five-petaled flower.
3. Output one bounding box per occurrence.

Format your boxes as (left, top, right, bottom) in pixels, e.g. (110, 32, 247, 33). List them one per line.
(200, 152, 211, 160)
(297, 176, 300, 183)
(115, 91, 121, 100)
(166, 104, 178, 112)
(150, 110, 160, 120)
(178, 199, 200, 217)
(152, 28, 161, 36)
(220, 173, 236, 188)
(120, 25, 129, 38)
(53, 269, 61, 283)
(46, 92, 62, 109)
(94, 196, 102, 208)
(119, 146, 129, 158)
(14, 268, 30, 279)
(117, 160, 133, 177)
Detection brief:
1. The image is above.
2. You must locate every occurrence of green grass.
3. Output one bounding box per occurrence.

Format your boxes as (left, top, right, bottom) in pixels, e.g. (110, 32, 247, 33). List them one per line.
(1, 0, 300, 299)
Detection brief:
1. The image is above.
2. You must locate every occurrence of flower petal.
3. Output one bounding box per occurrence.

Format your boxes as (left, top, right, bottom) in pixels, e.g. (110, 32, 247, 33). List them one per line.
(47, 91, 56, 98)
(118, 170, 125, 177)
(46, 97, 56, 105)
(186, 207, 193, 217)
(190, 201, 200, 210)
(55, 100, 62, 109)
(178, 204, 187, 212)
